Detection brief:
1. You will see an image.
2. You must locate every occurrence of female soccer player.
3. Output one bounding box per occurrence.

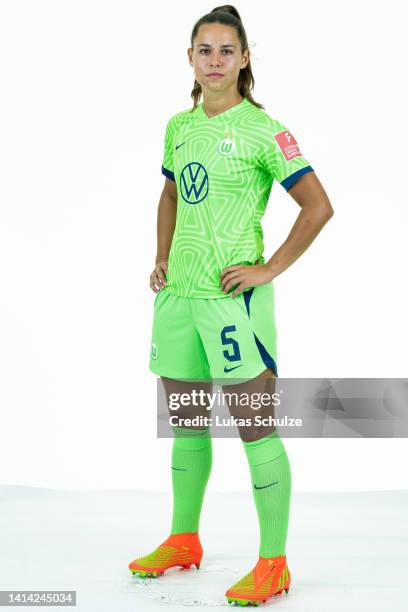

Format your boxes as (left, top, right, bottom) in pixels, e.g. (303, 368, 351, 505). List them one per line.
(129, 5, 333, 606)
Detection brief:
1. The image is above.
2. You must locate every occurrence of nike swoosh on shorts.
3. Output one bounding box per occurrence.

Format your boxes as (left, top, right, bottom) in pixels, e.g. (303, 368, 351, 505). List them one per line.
(224, 365, 242, 373)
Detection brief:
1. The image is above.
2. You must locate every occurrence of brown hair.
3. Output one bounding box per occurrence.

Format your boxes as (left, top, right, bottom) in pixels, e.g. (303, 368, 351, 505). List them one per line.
(189, 5, 264, 112)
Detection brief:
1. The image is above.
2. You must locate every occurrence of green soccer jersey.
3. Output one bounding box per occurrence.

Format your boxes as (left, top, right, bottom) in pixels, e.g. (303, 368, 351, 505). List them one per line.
(161, 96, 314, 298)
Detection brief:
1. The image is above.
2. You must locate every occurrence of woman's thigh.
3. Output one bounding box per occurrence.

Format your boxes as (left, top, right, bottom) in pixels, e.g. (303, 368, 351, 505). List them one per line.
(222, 367, 277, 442)
(161, 377, 213, 430)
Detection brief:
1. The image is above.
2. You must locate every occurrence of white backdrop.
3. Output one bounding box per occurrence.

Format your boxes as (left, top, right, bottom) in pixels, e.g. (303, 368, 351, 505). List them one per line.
(0, 0, 407, 492)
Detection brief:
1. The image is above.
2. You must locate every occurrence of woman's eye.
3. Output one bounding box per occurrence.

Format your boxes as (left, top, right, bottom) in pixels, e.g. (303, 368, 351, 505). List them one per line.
(199, 49, 232, 54)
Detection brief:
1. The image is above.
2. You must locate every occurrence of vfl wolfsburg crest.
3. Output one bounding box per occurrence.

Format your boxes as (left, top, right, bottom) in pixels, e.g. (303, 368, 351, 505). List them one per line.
(218, 138, 236, 156)
(218, 128, 236, 156)
(180, 162, 209, 205)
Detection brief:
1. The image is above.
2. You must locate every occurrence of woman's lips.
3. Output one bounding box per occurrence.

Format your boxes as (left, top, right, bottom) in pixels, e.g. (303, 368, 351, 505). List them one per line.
(208, 73, 224, 79)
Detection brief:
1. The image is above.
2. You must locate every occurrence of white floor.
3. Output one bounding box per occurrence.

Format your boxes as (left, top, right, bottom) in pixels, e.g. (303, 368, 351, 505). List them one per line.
(0, 486, 407, 611)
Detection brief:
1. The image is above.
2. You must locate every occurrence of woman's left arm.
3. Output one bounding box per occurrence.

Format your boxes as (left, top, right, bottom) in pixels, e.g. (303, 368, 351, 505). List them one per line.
(220, 172, 334, 297)
(264, 170, 334, 277)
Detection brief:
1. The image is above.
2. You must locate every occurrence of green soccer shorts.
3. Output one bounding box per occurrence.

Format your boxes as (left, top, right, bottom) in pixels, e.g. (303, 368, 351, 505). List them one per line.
(149, 282, 278, 384)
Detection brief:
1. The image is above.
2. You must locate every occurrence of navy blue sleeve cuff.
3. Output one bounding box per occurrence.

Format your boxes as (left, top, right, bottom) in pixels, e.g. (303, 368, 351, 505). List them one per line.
(162, 165, 175, 182)
(281, 166, 314, 191)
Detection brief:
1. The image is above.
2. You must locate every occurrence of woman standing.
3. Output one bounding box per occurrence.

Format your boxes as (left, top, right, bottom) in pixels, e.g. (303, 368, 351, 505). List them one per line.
(129, 5, 333, 606)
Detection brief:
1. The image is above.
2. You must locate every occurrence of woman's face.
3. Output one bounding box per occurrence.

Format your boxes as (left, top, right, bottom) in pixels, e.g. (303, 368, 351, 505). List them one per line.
(188, 23, 249, 95)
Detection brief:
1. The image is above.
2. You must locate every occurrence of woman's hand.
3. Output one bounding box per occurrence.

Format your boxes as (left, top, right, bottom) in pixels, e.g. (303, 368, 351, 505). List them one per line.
(220, 260, 273, 298)
(150, 260, 168, 293)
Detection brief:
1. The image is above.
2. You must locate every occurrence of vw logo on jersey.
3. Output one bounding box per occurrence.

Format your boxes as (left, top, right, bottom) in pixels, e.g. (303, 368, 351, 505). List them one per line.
(180, 162, 209, 204)
(218, 138, 236, 156)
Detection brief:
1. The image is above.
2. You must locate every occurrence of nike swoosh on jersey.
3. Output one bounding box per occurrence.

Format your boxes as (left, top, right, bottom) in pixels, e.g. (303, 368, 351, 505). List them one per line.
(175, 142, 186, 150)
(171, 467, 188, 471)
(223, 364, 242, 373)
(254, 480, 279, 490)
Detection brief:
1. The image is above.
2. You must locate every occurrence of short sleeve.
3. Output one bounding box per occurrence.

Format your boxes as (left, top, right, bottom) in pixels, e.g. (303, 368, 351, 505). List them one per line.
(161, 117, 175, 182)
(258, 118, 314, 191)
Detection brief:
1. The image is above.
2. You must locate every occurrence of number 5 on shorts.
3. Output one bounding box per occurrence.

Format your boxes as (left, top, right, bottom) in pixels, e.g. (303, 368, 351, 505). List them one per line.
(221, 325, 241, 362)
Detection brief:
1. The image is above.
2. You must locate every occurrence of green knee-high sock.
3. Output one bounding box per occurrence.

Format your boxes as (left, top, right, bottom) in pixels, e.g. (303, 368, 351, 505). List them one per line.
(242, 431, 291, 557)
(170, 426, 212, 534)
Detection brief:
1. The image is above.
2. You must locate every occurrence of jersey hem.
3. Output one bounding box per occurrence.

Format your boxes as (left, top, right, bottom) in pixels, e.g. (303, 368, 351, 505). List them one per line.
(164, 287, 255, 299)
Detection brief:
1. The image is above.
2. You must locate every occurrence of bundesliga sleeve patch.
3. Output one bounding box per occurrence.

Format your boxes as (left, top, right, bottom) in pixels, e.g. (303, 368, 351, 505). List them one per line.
(273, 130, 303, 161)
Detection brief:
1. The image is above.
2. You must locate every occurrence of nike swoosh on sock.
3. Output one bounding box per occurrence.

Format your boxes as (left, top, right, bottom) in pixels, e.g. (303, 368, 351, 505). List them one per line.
(254, 480, 279, 490)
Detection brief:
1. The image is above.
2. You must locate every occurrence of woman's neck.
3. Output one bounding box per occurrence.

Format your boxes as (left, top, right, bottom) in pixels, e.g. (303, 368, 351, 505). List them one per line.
(201, 93, 243, 118)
